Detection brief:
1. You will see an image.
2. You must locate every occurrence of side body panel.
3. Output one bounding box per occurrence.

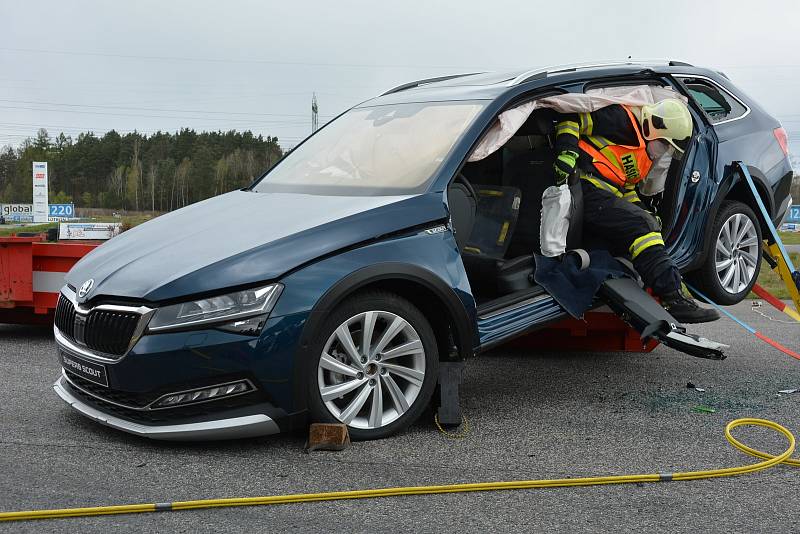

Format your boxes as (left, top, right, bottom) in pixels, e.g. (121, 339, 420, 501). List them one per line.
(697, 71, 790, 219)
(272, 227, 476, 415)
(87, 227, 475, 430)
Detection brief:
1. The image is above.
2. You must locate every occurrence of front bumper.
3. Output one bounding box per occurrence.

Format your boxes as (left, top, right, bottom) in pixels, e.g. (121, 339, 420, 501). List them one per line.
(54, 376, 280, 441)
(51, 288, 309, 440)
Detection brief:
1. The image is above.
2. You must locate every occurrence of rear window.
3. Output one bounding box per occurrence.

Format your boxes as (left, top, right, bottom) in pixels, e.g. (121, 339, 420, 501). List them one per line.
(680, 78, 748, 123)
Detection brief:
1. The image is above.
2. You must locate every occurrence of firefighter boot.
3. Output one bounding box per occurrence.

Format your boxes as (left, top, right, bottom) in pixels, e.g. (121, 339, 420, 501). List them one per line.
(661, 291, 720, 324)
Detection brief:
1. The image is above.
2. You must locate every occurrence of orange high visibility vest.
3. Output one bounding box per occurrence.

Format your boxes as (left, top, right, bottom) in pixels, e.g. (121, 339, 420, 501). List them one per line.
(578, 106, 652, 188)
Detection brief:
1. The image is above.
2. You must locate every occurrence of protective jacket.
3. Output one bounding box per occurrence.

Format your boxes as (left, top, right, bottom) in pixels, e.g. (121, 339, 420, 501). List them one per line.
(554, 104, 652, 204)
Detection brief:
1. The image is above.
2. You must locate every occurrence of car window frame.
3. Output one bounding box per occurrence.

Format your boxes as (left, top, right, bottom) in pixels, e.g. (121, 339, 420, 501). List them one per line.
(672, 74, 750, 126)
(581, 76, 668, 92)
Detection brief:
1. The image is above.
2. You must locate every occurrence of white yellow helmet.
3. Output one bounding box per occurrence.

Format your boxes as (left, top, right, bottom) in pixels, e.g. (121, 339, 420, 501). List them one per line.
(640, 98, 692, 152)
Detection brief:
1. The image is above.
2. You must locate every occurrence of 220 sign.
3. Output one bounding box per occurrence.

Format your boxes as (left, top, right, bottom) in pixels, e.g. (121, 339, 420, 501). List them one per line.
(49, 204, 74, 217)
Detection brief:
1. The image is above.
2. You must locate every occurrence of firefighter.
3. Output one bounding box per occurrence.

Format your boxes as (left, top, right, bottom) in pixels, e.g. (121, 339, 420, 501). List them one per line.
(553, 98, 719, 323)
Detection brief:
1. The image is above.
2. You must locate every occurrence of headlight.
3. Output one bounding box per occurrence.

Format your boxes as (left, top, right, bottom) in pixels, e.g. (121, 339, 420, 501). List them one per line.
(148, 283, 282, 333)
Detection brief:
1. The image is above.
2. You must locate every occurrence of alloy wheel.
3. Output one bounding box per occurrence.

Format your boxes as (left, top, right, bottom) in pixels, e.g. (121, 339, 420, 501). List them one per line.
(715, 213, 759, 294)
(317, 310, 426, 430)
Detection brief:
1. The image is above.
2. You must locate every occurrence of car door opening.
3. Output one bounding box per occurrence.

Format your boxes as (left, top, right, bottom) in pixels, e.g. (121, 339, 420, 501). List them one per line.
(453, 86, 692, 303)
(448, 86, 727, 359)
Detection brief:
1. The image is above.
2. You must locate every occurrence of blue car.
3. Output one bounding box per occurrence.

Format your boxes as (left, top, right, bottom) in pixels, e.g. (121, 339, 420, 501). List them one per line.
(53, 61, 793, 441)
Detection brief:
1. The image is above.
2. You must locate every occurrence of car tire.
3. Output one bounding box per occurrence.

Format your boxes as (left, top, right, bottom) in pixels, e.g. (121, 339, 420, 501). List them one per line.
(307, 291, 439, 440)
(686, 200, 762, 305)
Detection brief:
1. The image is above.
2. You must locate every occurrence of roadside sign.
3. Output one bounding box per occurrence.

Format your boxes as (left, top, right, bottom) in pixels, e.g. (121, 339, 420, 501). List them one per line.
(59, 223, 122, 240)
(32, 162, 48, 223)
(1, 203, 76, 222)
(1, 203, 34, 222)
(788, 205, 800, 224)
(49, 203, 75, 221)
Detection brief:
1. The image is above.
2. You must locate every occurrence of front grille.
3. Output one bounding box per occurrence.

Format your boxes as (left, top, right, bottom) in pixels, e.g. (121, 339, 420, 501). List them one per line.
(54, 292, 143, 357)
(54, 294, 76, 338)
(84, 310, 140, 355)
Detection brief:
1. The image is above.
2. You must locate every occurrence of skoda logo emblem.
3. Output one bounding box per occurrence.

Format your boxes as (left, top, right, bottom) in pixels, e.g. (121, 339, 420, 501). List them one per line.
(78, 279, 94, 299)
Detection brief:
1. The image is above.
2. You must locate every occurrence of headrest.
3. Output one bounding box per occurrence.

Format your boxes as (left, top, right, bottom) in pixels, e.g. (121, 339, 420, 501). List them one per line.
(515, 109, 556, 136)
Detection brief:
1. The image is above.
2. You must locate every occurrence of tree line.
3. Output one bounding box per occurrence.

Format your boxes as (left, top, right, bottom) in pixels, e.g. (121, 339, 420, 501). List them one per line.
(0, 128, 283, 211)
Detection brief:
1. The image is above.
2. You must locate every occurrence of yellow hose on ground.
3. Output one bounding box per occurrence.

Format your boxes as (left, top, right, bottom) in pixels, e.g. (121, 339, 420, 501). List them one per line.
(1, 418, 797, 522)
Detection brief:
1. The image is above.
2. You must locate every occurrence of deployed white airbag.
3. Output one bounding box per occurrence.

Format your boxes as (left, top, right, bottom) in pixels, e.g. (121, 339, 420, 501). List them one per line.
(639, 140, 675, 196)
(469, 85, 687, 162)
(540, 184, 572, 257)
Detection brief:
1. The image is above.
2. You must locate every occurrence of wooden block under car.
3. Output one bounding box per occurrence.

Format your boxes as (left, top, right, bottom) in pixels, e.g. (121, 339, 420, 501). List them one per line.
(306, 423, 351, 452)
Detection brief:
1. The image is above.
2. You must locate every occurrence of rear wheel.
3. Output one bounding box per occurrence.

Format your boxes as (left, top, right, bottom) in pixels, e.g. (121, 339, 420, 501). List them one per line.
(307, 292, 439, 440)
(687, 201, 762, 305)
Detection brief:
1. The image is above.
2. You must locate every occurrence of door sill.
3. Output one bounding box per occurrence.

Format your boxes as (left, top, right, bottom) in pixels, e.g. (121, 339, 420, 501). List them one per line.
(477, 286, 548, 319)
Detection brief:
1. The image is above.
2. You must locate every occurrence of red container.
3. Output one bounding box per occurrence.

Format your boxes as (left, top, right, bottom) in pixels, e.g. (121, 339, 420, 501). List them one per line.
(510, 310, 659, 353)
(0, 235, 657, 352)
(0, 235, 98, 325)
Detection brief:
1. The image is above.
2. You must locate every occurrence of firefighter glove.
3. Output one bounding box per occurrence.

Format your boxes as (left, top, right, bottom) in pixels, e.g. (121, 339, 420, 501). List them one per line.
(553, 150, 579, 186)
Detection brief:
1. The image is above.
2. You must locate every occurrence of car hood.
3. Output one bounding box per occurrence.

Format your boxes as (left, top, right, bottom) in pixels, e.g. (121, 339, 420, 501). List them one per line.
(66, 190, 447, 303)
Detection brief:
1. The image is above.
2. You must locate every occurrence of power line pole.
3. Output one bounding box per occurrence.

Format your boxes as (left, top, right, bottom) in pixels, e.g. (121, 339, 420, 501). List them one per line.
(311, 93, 319, 133)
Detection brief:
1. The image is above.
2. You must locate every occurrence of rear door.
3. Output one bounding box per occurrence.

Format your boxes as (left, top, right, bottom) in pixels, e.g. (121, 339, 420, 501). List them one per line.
(659, 75, 720, 270)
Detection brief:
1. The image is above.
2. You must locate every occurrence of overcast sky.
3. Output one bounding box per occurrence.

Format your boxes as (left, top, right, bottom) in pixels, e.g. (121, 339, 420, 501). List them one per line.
(2, 0, 799, 151)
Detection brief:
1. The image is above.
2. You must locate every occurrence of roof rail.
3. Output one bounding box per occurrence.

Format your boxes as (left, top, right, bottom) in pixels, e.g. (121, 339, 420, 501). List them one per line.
(507, 60, 694, 86)
(380, 72, 483, 96)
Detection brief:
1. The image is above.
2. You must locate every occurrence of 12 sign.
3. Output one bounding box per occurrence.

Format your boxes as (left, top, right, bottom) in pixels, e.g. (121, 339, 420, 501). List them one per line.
(788, 205, 800, 224)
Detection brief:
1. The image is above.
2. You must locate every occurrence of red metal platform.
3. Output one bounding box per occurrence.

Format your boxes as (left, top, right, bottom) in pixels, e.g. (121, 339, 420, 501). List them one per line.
(0, 235, 99, 324)
(0, 233, 657, 352)
(510, 310, 659, 353)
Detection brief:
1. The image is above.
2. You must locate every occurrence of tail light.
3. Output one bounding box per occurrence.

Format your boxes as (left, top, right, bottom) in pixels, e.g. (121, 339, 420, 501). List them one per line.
(773, 127, 789, 156)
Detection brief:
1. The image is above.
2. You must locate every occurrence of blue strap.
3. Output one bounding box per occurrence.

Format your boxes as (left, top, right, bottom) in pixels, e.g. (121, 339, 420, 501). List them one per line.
(735, 162, 796, 272)
(686, 283, 756, 334)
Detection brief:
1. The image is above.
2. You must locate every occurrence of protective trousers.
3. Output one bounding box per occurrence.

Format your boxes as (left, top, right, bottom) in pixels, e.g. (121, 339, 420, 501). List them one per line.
(579, 179, 681, 297)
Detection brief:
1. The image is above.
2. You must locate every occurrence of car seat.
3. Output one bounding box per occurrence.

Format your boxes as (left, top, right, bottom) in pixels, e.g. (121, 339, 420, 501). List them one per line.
(447, 180, 477, 252)
(462, 110, 585, 298)
(460, 185, 523, 297)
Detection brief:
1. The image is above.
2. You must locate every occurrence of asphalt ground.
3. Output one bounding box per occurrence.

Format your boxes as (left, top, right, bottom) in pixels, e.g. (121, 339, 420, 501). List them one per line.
(1, 301, 798, 533)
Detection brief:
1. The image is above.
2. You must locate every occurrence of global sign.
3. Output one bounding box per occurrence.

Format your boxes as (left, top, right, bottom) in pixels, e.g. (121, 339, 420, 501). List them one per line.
(0, 203, 75, 222)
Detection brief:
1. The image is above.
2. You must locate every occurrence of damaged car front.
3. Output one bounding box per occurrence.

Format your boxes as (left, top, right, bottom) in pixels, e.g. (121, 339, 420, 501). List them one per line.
(52, 99, 487, 440)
